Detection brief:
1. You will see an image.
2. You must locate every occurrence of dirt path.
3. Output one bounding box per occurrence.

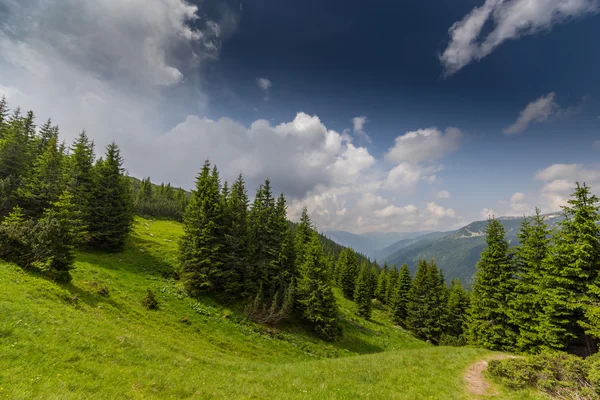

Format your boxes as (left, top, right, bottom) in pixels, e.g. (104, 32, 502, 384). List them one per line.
(465, 355, 517, 396)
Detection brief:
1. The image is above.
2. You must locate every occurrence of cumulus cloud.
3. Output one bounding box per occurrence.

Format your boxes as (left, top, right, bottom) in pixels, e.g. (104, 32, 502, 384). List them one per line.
(480, 208, 497, 219)
(534, 163, 600, 211)
(385, 127, 462, 164)
(440, 0, 599, 76)
(256, 77, 272, 100)
(0, 0, 464, 234)
(436, 190, 451, 199)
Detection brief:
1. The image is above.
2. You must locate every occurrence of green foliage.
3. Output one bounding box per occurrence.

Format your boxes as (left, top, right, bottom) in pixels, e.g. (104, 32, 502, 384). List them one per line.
(354, 264, 372, 319)
(385, 265, 399, 306)
(178, 160, 227, 295)
(375, 262, 389, 302)
(296, 233, 341, 340)
(337, 247, 360, 299)
(66, 131, 96, 226)
(540, 183, 600, 353)
(88, 142, 133, 251)
(508, 209, 550, 353)
(392, 263, 412, 326)
(488, 353, 598, 399)
(406, 260, 447, 344)
(467, 218, 517, 351)
(444, 279, 470, 344)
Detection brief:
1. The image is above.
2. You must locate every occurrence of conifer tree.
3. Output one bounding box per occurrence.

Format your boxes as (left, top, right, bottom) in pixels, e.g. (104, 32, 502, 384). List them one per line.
(508, 209, 550, 353)
(178, 160, 227, 295)
(338, 247, 359, 299)
(88, 142, 133, 251)
(354, 264, 372, 319)
(369, 264, 379, 299)
(67, 131, 96, 226)
(386, 265, 399, 307)
(17, 134, 66, 217)
(296, 233, 341, 340)
(406, 260, 446, 343)
(445, 279, 470, 341)
(540, 183, 600, 353)
(467, 218, 517, 351)
(392, 263, 412, 325)
(223, 174, 249, 296)
(375, 263, 389, 302)
(295, 206, 313, 270)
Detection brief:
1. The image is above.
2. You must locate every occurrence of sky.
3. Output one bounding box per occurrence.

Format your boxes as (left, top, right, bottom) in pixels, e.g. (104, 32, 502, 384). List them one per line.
(1, 0, 600, 234)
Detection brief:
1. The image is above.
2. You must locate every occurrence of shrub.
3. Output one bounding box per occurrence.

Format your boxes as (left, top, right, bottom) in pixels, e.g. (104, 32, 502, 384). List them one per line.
(488, 352, 598, 399)
(142, 289, 159, 310)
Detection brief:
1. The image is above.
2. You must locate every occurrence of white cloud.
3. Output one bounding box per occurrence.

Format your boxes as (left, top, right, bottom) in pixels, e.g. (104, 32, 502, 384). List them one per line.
(385, 127, 462, 164)
(257, 78, 272, 91)
(534, 163, 600, 211)
(440, 0, 599, 76)
(504, 92, 558, 134)
(436, 190, 451, 199)
(351, 116, 372, 143)
(0, 0, 465, 234)
(480, 208, 497, 219)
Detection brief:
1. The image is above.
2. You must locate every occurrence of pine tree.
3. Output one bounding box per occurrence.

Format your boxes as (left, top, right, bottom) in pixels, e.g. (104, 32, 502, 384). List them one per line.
(295, 206, 313, 270)
(392, 263, 412, 325)
(223, 174, 249, 296)
(386, 265, 399, 307)
(445, 279, 470, 341)
(508, 209, 550, 353)
(368, 264, 379, 299)
(540, 183, 600, 353)
(296, 233, 341, 340)
(30, 192, 84, 282)
(17, 134, 66, 217)
(88, 142, 133, 251)
(66, 131, 96, 226)
(406, 260, 446, 343)
(467, 218, 517, 351)
(338, 247, 359, 299)
(375, 263, 389, 302)
(178, 160, 227, 295)
(354, 264, 372, 319)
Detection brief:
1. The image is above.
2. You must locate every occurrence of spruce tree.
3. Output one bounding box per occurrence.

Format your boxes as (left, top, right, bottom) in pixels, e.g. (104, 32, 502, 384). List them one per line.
(386, 265, 399, 307)
(296, 233, 341, 340)
(467, 218, 517, 351)
(445, 279, 470, 341)
(88, 142, 133, 251)
(406, 260, 445, 343)
(295, 206, 313, 270)
(17, 134, 66, 217)
(375, 263, 389, 302)
(354, 264, 372, 319)
(541, 183, 600, 353)
(178, 160, 227, 295)
(223, 174, 249, 296)
(392, 263, 412, 325)
(508, 209, 550, 353)
(67, 131, 96, 226)
(338, 247, 359, 299)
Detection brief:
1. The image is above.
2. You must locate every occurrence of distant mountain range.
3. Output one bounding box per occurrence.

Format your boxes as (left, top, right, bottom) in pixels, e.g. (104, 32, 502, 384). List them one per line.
(324, 213, 565, 287)
(322, 230, 431, 260)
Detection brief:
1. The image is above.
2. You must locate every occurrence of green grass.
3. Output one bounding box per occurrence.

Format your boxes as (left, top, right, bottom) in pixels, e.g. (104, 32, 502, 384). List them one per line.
(0, 217, 543, 399)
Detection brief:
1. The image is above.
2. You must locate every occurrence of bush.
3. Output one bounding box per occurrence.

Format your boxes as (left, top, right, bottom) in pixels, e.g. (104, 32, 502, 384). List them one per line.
(488, 352, 599, 399)
(142, 289, 159, 310)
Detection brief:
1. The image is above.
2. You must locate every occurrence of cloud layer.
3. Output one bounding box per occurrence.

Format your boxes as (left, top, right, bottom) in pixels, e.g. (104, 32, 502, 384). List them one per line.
(505, 92, 558, 134)
(440, 0, 599, 76)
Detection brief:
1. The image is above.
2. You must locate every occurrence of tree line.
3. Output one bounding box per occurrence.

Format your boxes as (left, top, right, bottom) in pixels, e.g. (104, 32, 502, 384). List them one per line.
(468, 183, 600, 356)
(0, 98, 133, 282)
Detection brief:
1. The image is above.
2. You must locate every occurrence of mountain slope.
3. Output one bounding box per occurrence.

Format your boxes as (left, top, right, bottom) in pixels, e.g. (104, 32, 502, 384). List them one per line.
(323, 230, 429, 259)
(0, 217, 528, 399)
(384, 213, 564, 285)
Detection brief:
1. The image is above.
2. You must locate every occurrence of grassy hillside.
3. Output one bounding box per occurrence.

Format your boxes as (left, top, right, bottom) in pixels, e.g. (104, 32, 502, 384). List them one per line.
(0, 217, 542, 399)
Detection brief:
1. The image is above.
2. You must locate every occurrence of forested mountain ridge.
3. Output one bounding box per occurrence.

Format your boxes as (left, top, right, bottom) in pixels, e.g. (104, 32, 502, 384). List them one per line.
(383, 213, 564, 285)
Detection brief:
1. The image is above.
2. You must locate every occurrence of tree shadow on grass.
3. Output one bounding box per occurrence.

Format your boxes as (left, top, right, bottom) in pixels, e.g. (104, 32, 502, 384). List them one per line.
(77, 234, 176, 279)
